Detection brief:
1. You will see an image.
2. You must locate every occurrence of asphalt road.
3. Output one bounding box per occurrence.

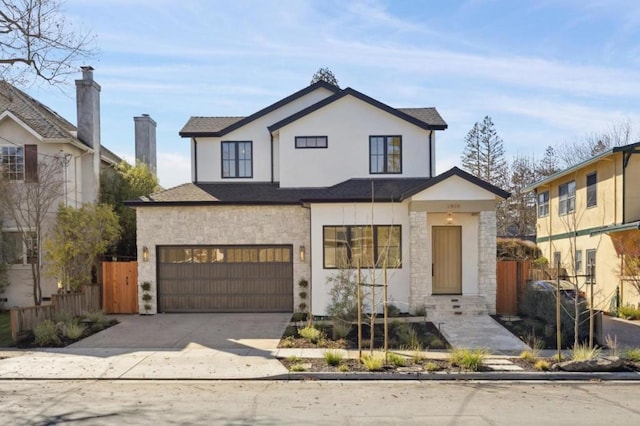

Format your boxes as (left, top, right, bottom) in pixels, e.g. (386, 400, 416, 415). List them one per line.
(2, 380, 640, 425)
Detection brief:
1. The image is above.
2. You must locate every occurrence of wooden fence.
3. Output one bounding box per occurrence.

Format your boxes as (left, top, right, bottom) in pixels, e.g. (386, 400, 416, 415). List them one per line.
(496, 260, 531, 315)
(9, 284, 101, 341)
(102, 261, 138, 314)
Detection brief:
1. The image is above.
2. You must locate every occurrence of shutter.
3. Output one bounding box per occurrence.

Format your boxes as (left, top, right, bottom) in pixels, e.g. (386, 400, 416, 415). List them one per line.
(24, 144, 38, 182)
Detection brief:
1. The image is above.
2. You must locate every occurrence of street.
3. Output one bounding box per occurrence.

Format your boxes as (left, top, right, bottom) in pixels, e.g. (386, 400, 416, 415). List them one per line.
(1, 380, 639, 425)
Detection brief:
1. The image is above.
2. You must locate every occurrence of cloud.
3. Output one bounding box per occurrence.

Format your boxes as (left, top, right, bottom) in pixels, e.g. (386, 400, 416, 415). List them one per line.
(157, 152, 191, 189)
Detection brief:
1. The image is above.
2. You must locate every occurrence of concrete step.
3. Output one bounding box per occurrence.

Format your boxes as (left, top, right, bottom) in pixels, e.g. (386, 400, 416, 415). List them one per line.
(424, 296, 490, 317)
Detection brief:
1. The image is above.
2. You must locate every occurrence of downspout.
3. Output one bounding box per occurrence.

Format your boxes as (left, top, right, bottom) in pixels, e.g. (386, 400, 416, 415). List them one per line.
(428, 131, 434, 177)
(270, 133, 274, 183)
(193, 137, 198, 183)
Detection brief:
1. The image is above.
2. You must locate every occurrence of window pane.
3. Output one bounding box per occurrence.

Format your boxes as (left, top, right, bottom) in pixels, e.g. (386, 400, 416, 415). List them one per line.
(377, 226, 401, 267)
(1, 146, 25, 180)
(350, 226, 374, 267)
(2, 232, 24, 264)
(587, 173, 597, 207)
(324, 226, 348, 268)
(387, 137, 401, 173)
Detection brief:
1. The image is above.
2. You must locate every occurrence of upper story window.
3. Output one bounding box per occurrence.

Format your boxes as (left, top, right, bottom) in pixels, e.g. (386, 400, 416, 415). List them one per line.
(586, 172, 597, 208)
(537, 190, 549, 217)
(295, 136, 327, 149)
(1, 146, 24, 180)
(323, 225, 402, 269)
(558, 180, 576, 215)
(221, 141, 252, 178)
(370, 136, 402, 174)
(1, 231, 38, 265)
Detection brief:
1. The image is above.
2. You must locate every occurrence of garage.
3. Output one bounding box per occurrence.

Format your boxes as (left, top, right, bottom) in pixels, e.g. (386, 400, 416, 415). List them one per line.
(157, 245, 293, 313)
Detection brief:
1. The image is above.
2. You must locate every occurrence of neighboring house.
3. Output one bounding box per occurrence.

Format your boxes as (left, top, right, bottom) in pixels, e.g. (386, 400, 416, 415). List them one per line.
(0, 68, 127, 307)
(527, 141, 640, 311)
(128, 81, 508, 316)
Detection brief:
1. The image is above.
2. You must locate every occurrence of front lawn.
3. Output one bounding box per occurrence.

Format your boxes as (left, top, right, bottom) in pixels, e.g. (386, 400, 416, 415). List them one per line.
(0, 311, 13, 347)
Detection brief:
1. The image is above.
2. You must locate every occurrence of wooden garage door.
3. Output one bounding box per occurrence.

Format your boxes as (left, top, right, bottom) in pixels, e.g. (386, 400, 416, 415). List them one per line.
(157, 245, 293, 313)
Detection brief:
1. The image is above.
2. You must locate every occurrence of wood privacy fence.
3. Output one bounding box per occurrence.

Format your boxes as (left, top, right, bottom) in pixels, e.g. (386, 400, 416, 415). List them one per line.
(102, 261, 138, 314)
(496, 260, 531, 315)
(9, 284, 101, 341)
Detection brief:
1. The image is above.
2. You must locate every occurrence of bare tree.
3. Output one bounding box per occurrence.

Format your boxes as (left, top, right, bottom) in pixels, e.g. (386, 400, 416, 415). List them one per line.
(0, 0, 96, 86)
(504, 154, 538, 237)
(558, 121, 639, 167)
(0, 152, 65, 305)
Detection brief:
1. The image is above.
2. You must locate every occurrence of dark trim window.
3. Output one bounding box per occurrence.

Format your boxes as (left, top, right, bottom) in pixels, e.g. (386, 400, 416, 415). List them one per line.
(1, 231, 37, 265)
(586, 172, 597, 208)
(558, 180, 576, 215)
(221, 141, 252, 178)
(370, 136, 402, 174)
(323, 225, 401, 269)
(575, 249, 582, 272)
(295, 136, 327, 149)
(1, 146, 24, 180)
(159, 245, 291, 264)
(537, 190, 549, 217)
(586, 249, 596, 283)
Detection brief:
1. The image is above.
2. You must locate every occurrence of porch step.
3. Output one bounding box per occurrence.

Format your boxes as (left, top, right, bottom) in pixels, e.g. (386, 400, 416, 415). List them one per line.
(424, 296, 490, 318)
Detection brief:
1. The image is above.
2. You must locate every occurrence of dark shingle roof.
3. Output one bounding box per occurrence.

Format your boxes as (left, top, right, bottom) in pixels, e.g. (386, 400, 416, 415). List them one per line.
(397, 108, 447, 128)
(126, 168, 509, 207)
(181, 116, 245, 134)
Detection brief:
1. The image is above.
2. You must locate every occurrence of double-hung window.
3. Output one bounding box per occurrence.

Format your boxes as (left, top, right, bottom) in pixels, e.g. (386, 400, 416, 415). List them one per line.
(575, 249, 582, 272)
(537, 190, 549, 217)
(586, 249, 596, 284)
(586, 172, 597, 208)
(1, 231, 37, 265)
(370, 136, 402, 174)
(221, 141, 252, 178)
(558, 180, 576, 215)
(1, 146, 24, 180)
(323, 225, 401, 268)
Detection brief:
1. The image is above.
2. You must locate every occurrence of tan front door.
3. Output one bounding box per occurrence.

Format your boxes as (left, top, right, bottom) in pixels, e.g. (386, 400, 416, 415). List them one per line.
(432, 226, 462, 295)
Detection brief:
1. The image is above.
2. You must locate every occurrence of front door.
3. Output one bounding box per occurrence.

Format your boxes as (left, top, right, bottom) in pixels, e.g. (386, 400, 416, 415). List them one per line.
(432, 226, 462, 295)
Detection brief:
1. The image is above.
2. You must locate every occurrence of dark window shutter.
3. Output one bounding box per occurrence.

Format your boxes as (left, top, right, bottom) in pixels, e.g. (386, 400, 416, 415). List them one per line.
(24, 144, 38, 182)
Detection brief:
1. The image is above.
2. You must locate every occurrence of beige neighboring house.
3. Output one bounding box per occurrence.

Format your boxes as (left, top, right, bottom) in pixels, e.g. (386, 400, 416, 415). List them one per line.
(0, 68, 122, 307)
(528, 141, 640, 311)
(128, 82, 509, 317)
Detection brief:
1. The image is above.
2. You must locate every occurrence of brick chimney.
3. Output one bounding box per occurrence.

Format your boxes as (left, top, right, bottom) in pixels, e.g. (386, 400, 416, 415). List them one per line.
(134, 114, 157, 175)
(75, 66, 101, 203)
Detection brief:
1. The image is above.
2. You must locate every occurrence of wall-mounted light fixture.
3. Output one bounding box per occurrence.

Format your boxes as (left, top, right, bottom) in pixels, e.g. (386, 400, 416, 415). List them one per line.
(299, 244, 306, 262)
(142, 246, 149, 262)
(446, 212, 454, 225)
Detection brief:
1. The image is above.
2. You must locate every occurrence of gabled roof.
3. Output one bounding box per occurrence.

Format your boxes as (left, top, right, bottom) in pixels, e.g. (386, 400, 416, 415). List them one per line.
(268, 87, 447, 132)
(179, 81, 341, 137)
(525, 141, 640, 192)
(0, 80, 78, 140)
(126, 167, 507, 207)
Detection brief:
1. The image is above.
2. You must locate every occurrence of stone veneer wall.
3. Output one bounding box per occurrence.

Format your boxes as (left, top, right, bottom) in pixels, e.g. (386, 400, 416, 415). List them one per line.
(409, 210, 429, 313)
(478, 210, 497, 314)
(135, 205, 311, 314)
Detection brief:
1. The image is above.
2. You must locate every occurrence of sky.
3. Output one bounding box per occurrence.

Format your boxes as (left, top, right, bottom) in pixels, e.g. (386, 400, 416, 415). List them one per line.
(23, 0, 640, 189)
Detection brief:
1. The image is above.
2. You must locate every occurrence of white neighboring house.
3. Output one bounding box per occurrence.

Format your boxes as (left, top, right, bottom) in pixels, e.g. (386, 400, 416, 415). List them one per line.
(128, 82, 509, 316)
(0, 68, 122, 307)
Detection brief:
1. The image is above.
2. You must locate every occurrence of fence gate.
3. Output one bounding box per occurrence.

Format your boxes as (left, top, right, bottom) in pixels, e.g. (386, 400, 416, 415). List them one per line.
(102, 261, 138, 314)
(496, 260, 531, 315)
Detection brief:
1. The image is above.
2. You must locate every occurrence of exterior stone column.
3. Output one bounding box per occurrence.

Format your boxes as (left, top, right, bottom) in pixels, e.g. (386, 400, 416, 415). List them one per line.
(478, 210, 497, 314)
(409, 210, 429, 313)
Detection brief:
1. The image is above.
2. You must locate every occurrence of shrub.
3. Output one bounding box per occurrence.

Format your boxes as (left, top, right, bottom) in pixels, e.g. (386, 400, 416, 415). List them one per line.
(618, 305, 640, 320)
(142, 293, 152, 302)
(34, 320, 61, 346)
(393, 322, 422, 350)
(623, 348, 640, 362)
(428, 337, 446, 350)
(63, 321, 86, 340)
(281, 336, 295, 348)
(140, 281, 152, 292)
(497, 238, 541, 260)
(519, 350, 537, 362)
(424, 361, 440, 372)
(326, 270, 359, 322)
(532, 256, 549, 268)
(290, 364, 307, 372)
(331, 319, 352, 340)
(338, 364, 350, 372)
(52, 310, 72, 324)
(570, 343, 601, 361)
(449, 348, 488, 371)
(287, 355, 301, 363)
(386, 352, 406, 367)
(84, 310, 106, 325)
(298, 325, 322, 344)
(361, 354, 385, 371)
(386, 303, 401, 317)
(324, 350, 343, 366)
(534, 359, 550, 371)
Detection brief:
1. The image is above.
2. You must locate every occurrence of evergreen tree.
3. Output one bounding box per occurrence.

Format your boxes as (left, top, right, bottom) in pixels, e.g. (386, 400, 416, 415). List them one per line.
(461, 116, 508, 187)
(506, 155, 539, 237)
(536, 145, 560, 177)
(310, 67, 339, 87)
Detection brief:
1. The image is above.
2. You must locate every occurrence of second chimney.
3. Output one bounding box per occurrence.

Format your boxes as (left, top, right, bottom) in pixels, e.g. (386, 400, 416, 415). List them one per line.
(75, 66, 101, 203)
(134, 114, 157, 175)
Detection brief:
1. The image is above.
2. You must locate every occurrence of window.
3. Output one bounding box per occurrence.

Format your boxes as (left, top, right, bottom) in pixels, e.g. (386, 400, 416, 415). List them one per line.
(1, 146, 24, 180)
(323, 225, 401, 268)
(221, 141, 252, 178)
(553, 251, 561, 268)
(158, 246, 291, 264)
(586, 172, 597, 208)
(1, 231, 37, 265)
(558, 180, 576, 215)
(295, 136, 327, 149)
(586, 249, 596, 283)
(575, 249, 582, 272)
(537, 190, 549, 217)
(370, 136, 402, 174)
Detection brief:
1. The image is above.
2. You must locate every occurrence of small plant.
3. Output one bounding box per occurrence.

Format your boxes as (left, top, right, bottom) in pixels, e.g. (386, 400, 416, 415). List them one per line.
(623, 348, 640, 362)
(338, 364, 350, 372)
(298, 278, 309, 288)
(534, 359, 550, 371)
(604, 334, 619, 357)
(331, 319, 352, 340)
(324, 350, 343, 366)
(52, 310, 72, 324)
(34, 320, 61, 346)
(361, 354, 385, 371)
(63, 321, 86, 340)
(428, 337, 445, 350)
(298, 325, 322, 344)
(551, 353, 564, 362)
(424, 361, 440, 372)
(84, 310, 106, 326)
(140, 282, 153, 314)
(570, 343, 602, 361)
(142, 293, 152, 302)
(449, 348, 488, 371)
(414, 305, 427, 317)
(532, 256, 549, 268)
(140, 281, 152, 292)
(298, 291, 307, 299)
(287, 355, 302, 363)
(281, 336, 296, 348)
(386, 352, 406, 367)
(519, 350, 537, 362)
(290, 364, 307, 372)
(386, 303, 401, 317)
(144, 304, 152, 313)
(298, 302, 307, 311)
(411, 350, 425, 363)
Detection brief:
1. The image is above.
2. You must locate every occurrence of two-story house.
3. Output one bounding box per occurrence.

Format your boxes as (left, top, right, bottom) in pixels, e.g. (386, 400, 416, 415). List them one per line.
(128, 82, 508, 317)
(528, 142, 640, 311)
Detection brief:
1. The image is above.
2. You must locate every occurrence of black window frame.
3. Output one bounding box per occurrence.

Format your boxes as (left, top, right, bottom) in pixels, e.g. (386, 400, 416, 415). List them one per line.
(369, 135, 402, 174)
(295, 136, 328, 149)
(558, 180, 576, 215)
(221, 141, 253, 178)
(586, 249, 596, 284)
(322, 225, 402, 269)
(586, 172, 597, 208)
(537, 190, 549, 217)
